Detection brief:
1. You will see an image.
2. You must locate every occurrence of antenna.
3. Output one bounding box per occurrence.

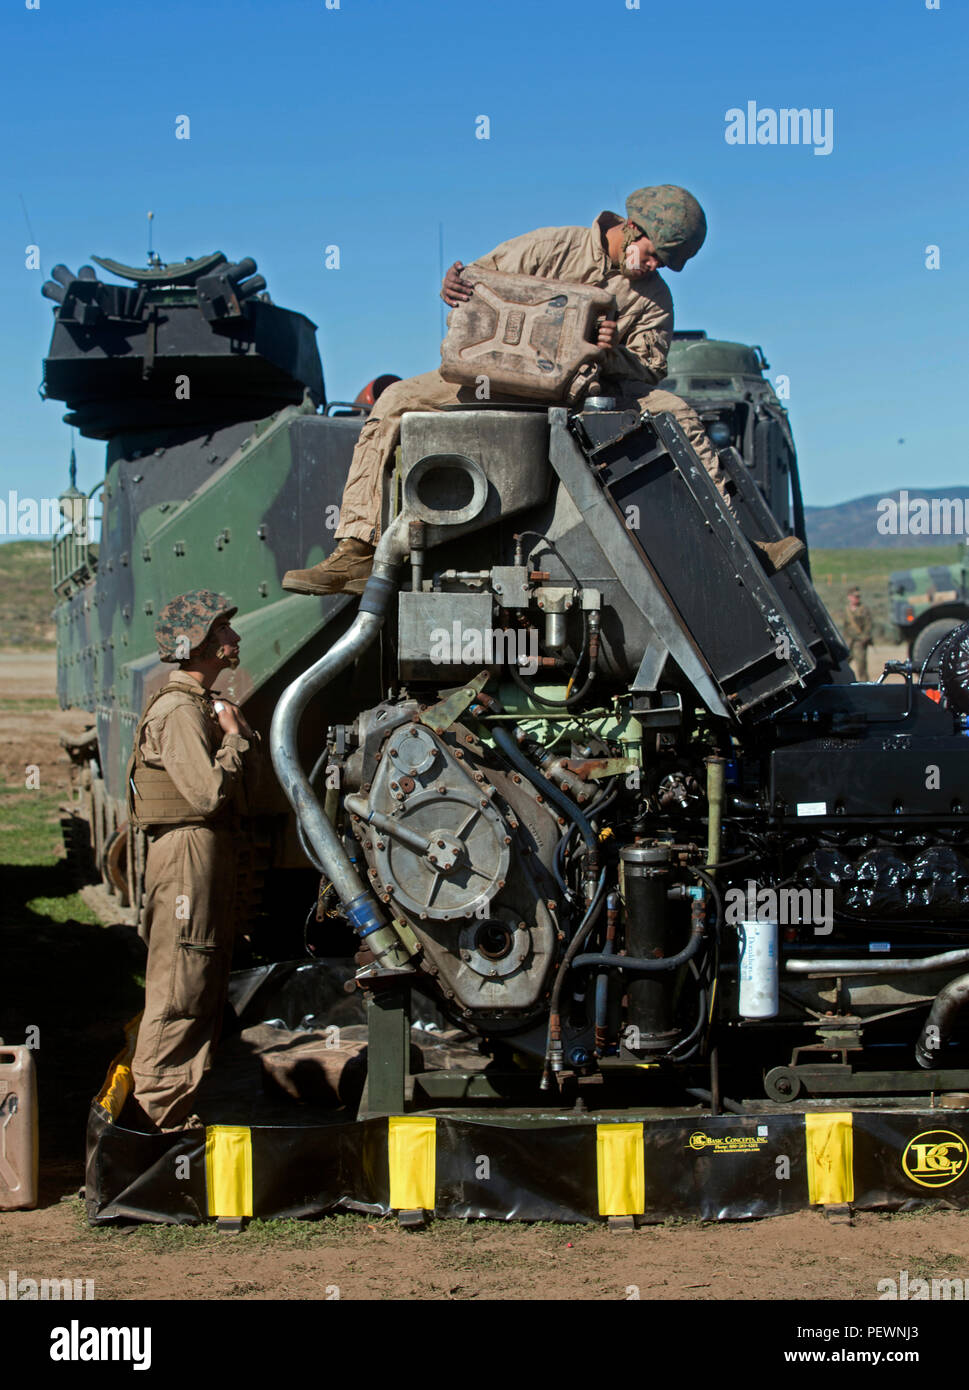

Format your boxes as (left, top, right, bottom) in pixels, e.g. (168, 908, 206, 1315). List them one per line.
(147, 210, 157, 267)
(69, 430, 77, 490)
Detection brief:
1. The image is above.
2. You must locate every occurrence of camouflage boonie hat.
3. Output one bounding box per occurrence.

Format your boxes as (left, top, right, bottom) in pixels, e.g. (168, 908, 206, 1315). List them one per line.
(154, 590, 237, 662)
(625, 185, 707, 272)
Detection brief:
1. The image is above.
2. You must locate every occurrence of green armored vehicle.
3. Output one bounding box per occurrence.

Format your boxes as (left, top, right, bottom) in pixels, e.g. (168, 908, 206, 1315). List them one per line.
(659, 330, 807, 556)
(890, 546, 969, 666)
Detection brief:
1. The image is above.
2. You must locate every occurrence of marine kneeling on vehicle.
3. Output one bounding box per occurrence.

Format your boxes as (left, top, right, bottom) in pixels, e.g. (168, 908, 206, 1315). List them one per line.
(125, 589, 261, 1131)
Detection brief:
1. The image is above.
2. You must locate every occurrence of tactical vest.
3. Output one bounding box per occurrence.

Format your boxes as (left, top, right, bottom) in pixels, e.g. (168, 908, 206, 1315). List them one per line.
(126, 683, 221, 829)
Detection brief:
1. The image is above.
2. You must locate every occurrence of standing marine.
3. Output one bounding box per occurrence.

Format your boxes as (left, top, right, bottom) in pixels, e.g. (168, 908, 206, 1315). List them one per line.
(282, 184, 804, 597)
(125, 590, 260, 1130)
(844, 586, 874, 680)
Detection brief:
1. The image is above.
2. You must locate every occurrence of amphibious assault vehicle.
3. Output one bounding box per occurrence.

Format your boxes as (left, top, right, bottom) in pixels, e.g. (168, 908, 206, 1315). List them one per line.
(43, 252, 969, 1123)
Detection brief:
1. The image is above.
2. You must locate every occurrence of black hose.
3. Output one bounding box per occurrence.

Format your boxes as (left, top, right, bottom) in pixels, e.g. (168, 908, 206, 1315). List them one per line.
(573, 923, 705, 975)
(514, 530, 583, 595)
(574, 863, 722, 974)
(508, 609, 595, 710)
(490, 723, 597, 850)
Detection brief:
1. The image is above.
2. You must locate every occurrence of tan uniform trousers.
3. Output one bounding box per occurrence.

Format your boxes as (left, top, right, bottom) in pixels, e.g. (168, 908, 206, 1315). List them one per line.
(130, 824, 237, 1129)
(848, 640, 871, 681)
(336, 368, 731, 543)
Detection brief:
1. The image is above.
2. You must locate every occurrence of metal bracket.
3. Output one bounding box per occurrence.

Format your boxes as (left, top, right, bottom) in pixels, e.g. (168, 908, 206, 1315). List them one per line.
(420, 671, 491, 735)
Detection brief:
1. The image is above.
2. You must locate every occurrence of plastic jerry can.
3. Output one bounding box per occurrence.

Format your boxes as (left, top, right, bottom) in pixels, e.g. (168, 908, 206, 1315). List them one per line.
(0, 1043, 38, 1210)
(440, 267, 617, 402)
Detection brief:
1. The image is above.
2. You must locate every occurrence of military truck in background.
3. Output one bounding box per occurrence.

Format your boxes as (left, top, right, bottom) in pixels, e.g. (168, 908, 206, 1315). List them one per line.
(890, 544, 969, 667)
(40, 251, 808, 943)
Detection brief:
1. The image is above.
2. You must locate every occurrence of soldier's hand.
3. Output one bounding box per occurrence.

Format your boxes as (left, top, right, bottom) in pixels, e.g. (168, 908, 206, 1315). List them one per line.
(441, 261, 472, 307)
(215, 701, 251, 739)
(597, 318, 618, 349)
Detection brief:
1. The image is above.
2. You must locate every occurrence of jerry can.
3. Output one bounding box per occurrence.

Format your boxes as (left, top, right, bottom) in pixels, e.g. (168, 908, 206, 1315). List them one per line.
(440, 267, 616, 402)
(0, 1043, 38, 1210)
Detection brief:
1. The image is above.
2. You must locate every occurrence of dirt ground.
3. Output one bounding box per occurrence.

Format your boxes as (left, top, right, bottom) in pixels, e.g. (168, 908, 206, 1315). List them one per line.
(5, 643, 966, 1306)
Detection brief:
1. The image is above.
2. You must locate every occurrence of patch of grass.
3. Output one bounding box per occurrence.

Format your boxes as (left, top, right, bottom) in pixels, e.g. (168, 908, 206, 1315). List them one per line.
(0, 540, 57, 648)
(0, 697, 60, 711)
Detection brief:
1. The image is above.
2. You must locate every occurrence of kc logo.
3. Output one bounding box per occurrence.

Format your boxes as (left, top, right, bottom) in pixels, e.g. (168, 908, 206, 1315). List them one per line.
(902, 1130, 969, 1188)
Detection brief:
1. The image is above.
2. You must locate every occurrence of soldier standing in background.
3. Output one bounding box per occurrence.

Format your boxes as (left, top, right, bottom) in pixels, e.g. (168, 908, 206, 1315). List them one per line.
(125, 590, 260, 1130)
(844, 586, 874, 680)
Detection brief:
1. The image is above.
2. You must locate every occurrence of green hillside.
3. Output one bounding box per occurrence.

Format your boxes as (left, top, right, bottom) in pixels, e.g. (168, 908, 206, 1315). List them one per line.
(0, 541, 55, 648)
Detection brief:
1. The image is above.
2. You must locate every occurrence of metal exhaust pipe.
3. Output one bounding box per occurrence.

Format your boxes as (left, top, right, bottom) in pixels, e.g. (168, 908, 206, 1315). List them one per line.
(270, 515, 411, 966)
(916, 971, 969, 1069)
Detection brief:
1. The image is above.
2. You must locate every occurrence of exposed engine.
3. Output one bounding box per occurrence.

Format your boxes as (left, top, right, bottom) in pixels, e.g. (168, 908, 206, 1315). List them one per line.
(272, 402, 969, 1104)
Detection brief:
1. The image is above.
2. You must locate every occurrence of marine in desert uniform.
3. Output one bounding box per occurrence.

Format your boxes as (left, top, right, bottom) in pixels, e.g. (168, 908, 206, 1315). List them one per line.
(844, 586, 874, 680)
(125, 590, 260, 1130)
(282, 184, 803, 597)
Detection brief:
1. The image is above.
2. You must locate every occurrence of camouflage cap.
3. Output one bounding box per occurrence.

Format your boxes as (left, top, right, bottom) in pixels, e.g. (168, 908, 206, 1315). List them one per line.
(154, 590, 237, 663)
(625, 185, 707, 272)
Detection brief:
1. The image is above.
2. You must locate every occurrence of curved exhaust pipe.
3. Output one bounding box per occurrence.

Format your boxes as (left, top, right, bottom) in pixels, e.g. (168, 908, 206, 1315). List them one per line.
(270, 515, 411, 968)
(915, 971, 969, 1069)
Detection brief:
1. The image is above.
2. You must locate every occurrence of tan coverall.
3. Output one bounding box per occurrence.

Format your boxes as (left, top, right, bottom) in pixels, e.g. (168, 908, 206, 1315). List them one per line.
(336, 212, 729, 543)
(130, 671, 258, 1130)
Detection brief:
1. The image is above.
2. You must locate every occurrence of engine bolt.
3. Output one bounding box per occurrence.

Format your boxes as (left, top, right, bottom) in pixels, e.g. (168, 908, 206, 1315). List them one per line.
(503, 836, 512, 845)
(438, 786, 447, 794)
(518, 921, 526, 930)
(429, 855, 438, 864)
(437, 839, 445, 847)
(420, 912, 429, 920)
(497, 879, 506, 889)
(455, 750, 464, 759)
(512, 774, 521, 784)
(381, 894, 391, 903)
(465, 734, 474, 744)
(391, 781, 399, 790)
(480, 800, 488, 808)
(376, 841, 385, 850)
(389, 749, 398, 757)
(547, 899, 557, 910)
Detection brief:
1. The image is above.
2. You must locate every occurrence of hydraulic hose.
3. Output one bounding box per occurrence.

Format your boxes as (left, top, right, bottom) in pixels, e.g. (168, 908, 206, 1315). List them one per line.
(915, 971, 969, 1068)
(489, 722, 597, 850)
(270, 515, 411, 966)
(542, 868, 608, 1085)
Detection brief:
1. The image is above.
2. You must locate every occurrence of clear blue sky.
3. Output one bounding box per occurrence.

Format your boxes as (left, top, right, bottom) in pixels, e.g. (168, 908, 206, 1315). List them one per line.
(1, 0, 965, 529)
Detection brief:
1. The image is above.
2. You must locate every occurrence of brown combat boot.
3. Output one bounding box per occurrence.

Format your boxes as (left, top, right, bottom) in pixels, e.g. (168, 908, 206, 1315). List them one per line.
(282, 538, 376, 596)
(753, 536, 806, 575)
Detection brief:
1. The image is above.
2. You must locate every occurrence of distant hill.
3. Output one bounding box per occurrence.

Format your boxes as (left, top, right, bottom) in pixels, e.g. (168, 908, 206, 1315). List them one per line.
(804, 487, 969, 550)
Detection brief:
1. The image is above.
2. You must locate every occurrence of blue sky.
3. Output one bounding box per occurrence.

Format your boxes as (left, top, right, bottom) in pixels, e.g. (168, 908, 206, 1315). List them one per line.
(1, 0, 965, 530)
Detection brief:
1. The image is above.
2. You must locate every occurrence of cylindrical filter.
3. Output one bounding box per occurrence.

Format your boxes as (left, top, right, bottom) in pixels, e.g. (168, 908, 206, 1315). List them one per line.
(737, 919, 779, 1019)
(0, 1044, 38, 1210)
